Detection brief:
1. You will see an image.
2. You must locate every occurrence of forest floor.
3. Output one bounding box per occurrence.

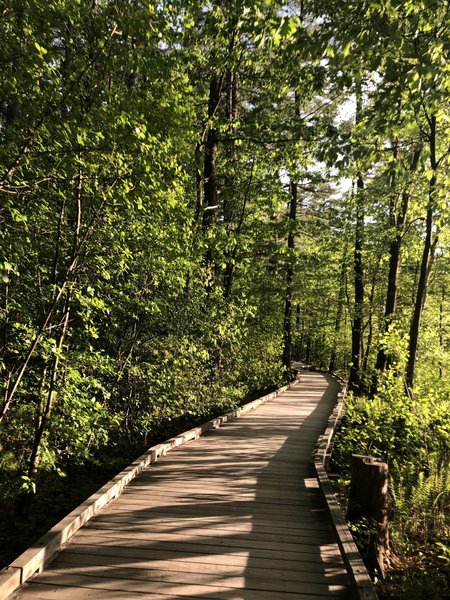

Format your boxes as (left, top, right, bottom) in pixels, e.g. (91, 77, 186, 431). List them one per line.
(376, 550, 450, 599)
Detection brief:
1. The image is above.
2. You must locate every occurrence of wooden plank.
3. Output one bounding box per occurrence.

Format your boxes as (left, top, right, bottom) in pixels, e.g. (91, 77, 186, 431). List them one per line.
(0, 570, 21, 600)
(131, 476, 319, 488)
(53, 551, 349, 584)
(119, 487, 321, 501)
(58, 544, 346, 571)
(67, 531, 341, 560)
(117, 488, 321, 500)
(14, 581, 351, 600)
(89, 513, 332, 534)
(98, 503, 328, 522)
(109, 496, 322, 511)
(84, 520, 333, 543)
(35, 564, 350, 596)
(20, 573, 352, 599)
(73, 528, 336, 552)
(14, 587, 204, 600)
(91, 509, 330, 530)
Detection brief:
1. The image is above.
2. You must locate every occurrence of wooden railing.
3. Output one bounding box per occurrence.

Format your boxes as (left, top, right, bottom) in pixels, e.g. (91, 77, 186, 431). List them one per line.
(313, 370, 379, 600)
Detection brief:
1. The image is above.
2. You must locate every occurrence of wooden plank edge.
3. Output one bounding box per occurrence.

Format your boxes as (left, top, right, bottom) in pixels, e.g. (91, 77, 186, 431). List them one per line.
(0, 377, 299, 600)
(314, 461, 378, 600)
(0, 570, 21, 600)
(313, 373, 378, 600)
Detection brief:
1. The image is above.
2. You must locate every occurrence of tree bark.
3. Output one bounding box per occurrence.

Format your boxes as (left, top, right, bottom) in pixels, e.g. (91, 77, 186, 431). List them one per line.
(202, 75, 221, 278)
(363, 265, 380, 373)
(282, 180, 298, 369)
(329, 241, 347, 373)
(406, 116, 438, 390)
(349, 175, 365, 388)
(347, 454, 389, 576)
(439, 283, 445, 380)
(27, 299, 71, 477)
(375, 147, 421, 374)
(222, 69, 239, 302)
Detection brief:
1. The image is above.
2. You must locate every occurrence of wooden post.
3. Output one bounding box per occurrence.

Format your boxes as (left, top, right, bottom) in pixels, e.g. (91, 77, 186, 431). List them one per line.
(346, 454, 389, 577)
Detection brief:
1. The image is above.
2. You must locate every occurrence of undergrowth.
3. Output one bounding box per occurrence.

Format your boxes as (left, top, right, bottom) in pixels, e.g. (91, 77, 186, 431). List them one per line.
(334, 369, 450, 598)
(0, 376, 287, 569)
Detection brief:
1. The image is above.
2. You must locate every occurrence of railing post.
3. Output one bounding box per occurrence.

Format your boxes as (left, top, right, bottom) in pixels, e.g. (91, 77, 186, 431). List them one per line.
(346, 454, 389, 577)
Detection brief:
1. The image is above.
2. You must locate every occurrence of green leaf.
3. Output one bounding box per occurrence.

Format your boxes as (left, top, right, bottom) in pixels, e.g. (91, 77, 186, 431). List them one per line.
(34, 42, 48, 55)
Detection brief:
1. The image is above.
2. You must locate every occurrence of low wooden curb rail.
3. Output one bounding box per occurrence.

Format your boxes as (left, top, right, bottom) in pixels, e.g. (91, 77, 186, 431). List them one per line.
(313, 377, 379, 600)
(0, 379, 298, 600)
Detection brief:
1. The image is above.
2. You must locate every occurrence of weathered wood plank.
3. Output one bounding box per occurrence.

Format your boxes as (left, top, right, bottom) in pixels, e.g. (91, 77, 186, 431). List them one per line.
(66, 532, 342, 562)
(108, 496, 322, 511)
(84, 520, 333, 543)
(52, 552, 348, 584)
(89, 512, 332, 533)
(72, 528, 337, 553)
(100, 503, 326, 521)
(18, 574, 352, 599)
(91, 508, 330, 530)
(15, 581, 351, 600)
(58, 545, 346, 571)
(35, 565, 351, 596)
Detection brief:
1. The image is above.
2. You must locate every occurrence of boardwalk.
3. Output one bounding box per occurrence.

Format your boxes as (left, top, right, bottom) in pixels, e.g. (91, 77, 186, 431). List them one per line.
(12, 370, 353, 600)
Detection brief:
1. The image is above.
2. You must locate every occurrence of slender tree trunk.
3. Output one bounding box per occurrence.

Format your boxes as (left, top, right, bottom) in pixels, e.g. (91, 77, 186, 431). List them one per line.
(282, 181, 298, 369)
(1, 280, 10, 371)
(439, 283, 445, 380)
(27, 165, 82, 476)
(349, 175, 365, 388)
(329, 241, 348, 372)
(406, 116, 438, 390)
(202, 77, 220, 269)
(28, 300, 71, 477)
(194, 142, 204, 229)
(0, 167, 106, 422)
(363, 266, 380, 373)
(375, 147, 421, 374)
(223, 69, 239, 302)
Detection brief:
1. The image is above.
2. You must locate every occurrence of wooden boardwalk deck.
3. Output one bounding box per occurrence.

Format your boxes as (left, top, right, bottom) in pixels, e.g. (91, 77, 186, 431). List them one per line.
(12, 370, 354, 600)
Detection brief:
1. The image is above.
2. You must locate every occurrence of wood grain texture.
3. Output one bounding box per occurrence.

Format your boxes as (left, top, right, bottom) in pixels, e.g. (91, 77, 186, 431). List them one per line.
(13, 371, 354, 600)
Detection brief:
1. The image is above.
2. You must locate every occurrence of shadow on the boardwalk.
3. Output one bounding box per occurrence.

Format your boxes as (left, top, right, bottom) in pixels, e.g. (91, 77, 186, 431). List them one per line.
(244, 370, 353, 599)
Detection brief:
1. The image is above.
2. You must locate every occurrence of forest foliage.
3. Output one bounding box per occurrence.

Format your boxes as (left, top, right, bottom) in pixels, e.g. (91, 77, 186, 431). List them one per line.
(1, 0, 450, 594)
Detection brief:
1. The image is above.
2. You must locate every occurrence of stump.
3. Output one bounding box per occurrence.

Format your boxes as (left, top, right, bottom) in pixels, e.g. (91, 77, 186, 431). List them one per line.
(346, 454, 389, 576)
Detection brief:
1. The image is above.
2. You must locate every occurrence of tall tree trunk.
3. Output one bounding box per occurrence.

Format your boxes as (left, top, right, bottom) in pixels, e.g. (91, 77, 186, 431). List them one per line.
(202, 75, 221, 281)
(439, 283, 445, 380)
(28, 299, 71, 477)
(223, 69, 239, 302)
(406, 116, 438, 390)
(375, 147, 421, 374)
(329, 240, 348, 372)
(363, 265, 380, 373)
(0, 164, 105, 422)
(27, 165, 82, 476)
(349, 175, 365, 388)
(282, 180, 298, 369)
